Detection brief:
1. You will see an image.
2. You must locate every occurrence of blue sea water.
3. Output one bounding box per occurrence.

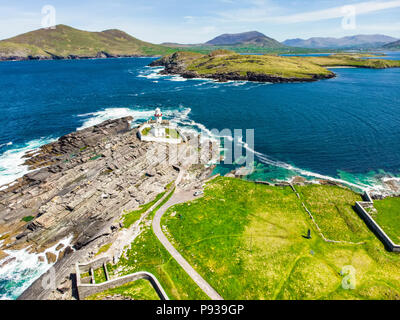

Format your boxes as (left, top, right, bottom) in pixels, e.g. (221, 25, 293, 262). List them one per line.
(0, 52, 400, 298)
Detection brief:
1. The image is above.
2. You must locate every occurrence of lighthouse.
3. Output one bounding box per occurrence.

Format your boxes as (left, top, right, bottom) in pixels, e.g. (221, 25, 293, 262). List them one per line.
(153, 107, 165, 137)
(154, 107, 163, 124)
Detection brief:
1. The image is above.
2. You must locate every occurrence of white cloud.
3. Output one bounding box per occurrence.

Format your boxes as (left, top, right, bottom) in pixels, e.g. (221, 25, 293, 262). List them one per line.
(273, 0, 400, 24)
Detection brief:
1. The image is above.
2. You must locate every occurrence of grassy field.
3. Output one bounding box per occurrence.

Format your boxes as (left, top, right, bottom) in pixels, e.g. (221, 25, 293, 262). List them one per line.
(161, 177, 400, 300)
(107, 225, 209, 300)
(372, 197, 400, 244)
(303, 55, 400, 69)
(86, 279, 160, 300)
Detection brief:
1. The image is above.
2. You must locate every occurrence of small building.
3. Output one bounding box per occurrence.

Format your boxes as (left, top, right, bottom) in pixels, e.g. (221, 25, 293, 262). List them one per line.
(138, 108, 186, 144)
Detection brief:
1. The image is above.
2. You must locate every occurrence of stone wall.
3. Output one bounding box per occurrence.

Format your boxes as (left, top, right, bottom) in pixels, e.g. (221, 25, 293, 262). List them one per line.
(355, 193, 400, 252)
(75, 258, 169, 300)
(138, 122, 185, 144)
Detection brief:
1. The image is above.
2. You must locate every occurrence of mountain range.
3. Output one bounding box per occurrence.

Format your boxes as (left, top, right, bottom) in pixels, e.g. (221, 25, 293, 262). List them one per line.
(0, 25, 399, 61)
(204, 31, 284, 48)
(283, 34, 398, 49)
(383, 40, 400, 49)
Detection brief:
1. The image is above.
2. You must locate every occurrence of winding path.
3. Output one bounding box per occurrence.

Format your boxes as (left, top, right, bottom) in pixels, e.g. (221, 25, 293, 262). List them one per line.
(152, 186, 223, 300)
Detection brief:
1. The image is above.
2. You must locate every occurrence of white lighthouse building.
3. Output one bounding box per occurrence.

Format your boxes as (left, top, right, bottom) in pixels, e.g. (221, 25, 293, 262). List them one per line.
(151, 107, 166, 137)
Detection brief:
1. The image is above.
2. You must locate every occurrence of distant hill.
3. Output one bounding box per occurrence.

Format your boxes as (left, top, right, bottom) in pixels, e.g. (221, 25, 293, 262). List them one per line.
(205, 31, 284, 48)
(383, 40, 400, 49)
(0, 24, 174, 60)
(283, 34, 398, 49)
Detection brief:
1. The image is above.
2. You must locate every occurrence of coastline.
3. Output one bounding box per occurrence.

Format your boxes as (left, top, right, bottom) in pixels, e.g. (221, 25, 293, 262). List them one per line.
(0, 54, 160, 63)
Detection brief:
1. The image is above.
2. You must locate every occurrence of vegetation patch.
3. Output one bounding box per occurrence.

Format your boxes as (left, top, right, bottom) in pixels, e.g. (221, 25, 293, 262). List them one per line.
(161, 177, 400, 300)
(372, 197, 400, 244)
(95, 243, 112, 256)
(21, 216, 34, 223)
(107, 225, 209, 300)
(85, 279, 160, 300)
(93, 267, 107, 283)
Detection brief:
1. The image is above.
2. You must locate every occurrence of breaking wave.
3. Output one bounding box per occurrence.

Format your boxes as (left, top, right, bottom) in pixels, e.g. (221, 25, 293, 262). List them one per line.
(0, 235, 74, 300)
(0, 138, 56, 188)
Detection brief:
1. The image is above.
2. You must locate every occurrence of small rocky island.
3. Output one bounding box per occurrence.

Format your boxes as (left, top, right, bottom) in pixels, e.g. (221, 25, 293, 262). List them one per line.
(150, 50, 400, 83)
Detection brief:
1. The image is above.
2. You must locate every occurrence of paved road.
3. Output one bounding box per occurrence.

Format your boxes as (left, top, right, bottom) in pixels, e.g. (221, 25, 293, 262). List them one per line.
(152, 188, 224, 300)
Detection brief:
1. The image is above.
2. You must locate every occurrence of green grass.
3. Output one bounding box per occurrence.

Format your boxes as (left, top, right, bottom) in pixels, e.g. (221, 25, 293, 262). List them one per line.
(122, 181, 175, 228)
(106, 186, 207, 300)
(80, 272, 90, 279)
(154, 51, 400, 82)
(122, 191, 166, 228)
(297, 185, 368, 242)
(303, 55, 400, 69)
(21, 216, 34, 223)
(0, 24, 176, 59)
(93, 267, 107, 283)
(161, 177, 400, 300)
(85, 279, 160, 300)
(372, 197, 400, 244)
(107, 225, 209, 300)
(186, 52, 333, 79)
(95, 243, 112, 256)
(141, 127, 151, 136)
(165, 128, 180, 139)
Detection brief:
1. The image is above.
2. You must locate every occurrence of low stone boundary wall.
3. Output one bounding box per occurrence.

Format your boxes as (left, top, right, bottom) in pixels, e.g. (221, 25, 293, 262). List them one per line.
(355, 193, 400, 252)
(138, 123, 184, 144)
(75, 258, 169, 300)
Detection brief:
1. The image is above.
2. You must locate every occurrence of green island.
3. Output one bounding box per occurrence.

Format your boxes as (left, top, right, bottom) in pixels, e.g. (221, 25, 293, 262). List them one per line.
(150, 50, 400, 83)
(85, 279, 160, 300)
(155, 177, 400, 300)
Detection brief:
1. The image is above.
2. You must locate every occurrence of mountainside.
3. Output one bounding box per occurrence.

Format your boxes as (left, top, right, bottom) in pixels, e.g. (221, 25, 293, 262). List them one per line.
(283, 34, 397, 49)
(383, 40, 400, 49)
(0, 24, 174, 60)
(205, 31, 284, 48)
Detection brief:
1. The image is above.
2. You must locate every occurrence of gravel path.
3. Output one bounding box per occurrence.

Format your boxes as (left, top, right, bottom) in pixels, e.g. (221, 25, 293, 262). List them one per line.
(152, 188, 224, 300)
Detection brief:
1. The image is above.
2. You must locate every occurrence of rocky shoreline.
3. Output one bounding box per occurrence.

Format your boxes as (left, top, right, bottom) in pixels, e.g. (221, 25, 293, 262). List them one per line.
(0, 52, 160, 62)
(0, 116, 219, 299)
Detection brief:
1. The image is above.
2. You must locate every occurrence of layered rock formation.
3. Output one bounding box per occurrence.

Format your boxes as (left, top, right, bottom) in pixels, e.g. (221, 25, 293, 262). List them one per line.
(0, 117, 214, 266)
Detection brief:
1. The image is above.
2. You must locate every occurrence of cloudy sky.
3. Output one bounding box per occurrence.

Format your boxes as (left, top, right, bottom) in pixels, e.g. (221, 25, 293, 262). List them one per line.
(0, 0, 400, 43)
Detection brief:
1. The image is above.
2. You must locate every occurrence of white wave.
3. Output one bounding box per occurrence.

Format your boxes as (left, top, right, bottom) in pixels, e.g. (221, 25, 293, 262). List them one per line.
(0, 138, 55, 188)
(0, 235, 74, 300)
(77, 108, 155, 130)
(0, 142, 12, 148)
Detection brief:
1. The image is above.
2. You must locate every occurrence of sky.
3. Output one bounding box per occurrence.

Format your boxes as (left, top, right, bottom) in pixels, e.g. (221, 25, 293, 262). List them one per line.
(0, 0, 400, 43)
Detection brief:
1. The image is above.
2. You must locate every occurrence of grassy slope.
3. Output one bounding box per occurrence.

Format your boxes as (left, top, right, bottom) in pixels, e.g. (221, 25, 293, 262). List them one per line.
(303, 55, 400, 68)
(161, 177, 400, 300)
(86, 279, 160, 300)
(107, 188, 208, 300)
(372, 197, 400, 244)
(157, 51, 399, 81)
(186, 51, 333, 79)
(0, 24, 175, 58)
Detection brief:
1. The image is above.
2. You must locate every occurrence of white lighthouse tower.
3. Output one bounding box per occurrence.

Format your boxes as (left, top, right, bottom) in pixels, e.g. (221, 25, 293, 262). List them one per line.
(152, 107, 165, 137)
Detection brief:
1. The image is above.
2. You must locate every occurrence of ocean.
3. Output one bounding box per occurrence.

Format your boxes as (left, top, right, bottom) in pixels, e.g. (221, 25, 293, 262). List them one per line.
(0, 52, 400, 298)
